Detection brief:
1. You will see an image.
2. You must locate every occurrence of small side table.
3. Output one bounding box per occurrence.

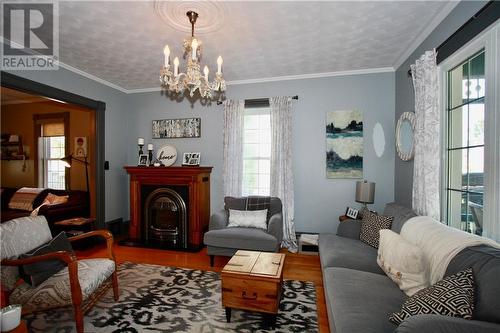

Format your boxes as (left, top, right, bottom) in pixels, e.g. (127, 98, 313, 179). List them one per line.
(54, 217, 95, 235)
(339, 215, 350, 222)
(54, 217, 96, 248)
(298, 234, 319, 255)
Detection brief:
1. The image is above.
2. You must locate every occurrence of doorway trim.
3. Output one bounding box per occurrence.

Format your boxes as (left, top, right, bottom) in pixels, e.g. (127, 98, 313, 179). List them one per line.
(1, 71, 106, 227)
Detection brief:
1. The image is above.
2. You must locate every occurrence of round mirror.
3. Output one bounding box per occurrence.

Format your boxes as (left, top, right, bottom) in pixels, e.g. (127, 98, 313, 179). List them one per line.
(396, 112, 416, 161)
(372, 122, 385, 158)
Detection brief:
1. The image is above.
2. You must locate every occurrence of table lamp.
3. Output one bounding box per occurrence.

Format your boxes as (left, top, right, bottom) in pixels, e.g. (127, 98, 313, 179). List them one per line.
(355, 180, 375, 210)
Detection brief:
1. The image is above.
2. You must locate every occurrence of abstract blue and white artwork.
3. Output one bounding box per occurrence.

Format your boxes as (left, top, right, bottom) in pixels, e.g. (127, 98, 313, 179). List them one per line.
(326, 110, 363, 178)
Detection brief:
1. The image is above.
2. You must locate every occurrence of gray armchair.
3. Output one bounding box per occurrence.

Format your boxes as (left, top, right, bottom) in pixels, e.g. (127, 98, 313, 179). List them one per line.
(203, 196, 283, 266)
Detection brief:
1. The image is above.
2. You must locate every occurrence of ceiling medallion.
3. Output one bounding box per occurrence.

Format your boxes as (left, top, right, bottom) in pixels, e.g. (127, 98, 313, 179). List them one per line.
(159, 11, 226, 99)
(153, 1, 227, 35)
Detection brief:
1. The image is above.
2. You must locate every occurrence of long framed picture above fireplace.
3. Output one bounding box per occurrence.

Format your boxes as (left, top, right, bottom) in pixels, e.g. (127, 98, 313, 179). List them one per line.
(152, 118, 201, 139)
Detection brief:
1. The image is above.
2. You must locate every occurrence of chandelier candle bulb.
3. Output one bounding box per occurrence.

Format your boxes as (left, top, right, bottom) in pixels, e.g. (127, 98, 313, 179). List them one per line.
(204, 66, 209, 81)
(191, 38, 198, 60)
(174, 57, 179, 76)
(163, 45, 170, 67)
(217, 56, 223, 74)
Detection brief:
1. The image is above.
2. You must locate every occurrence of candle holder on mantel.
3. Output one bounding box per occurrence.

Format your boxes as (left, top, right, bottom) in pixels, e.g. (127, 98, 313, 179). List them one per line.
(137, 137, 145, 157)
(147, 143, 154, 166)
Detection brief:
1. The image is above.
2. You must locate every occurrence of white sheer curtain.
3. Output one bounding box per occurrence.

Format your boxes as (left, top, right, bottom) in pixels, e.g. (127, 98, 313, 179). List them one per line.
(411, 49, 440, 220)
(222, 100, 245, 197)
(270, 96, 297, 252)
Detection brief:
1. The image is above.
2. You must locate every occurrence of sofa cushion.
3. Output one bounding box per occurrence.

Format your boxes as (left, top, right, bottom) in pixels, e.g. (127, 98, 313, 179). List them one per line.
(383, 202, 417, 234)
(20, 232, 74, 287)
(10, 258, 115, 313)
(390, 268, 475, 325)
(227, 209, 267, 230)
(377, 229, 427, 296)
(359, 211, 393, 248)
(445, 245, 500, 323)
(319, 233, 384, 274)
(0, 216, 53, 291)
(204, 227, 278, 252)
(323, 267, 405, 333)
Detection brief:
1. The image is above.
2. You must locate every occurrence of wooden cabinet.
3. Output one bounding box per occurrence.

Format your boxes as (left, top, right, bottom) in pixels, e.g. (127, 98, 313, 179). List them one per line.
(124, 166, 212, 250)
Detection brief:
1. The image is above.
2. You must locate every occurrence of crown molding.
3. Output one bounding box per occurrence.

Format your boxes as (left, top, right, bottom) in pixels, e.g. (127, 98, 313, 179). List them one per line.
(225, 67, 395, 86)
(57, 62, 129, 93)
(392, 1, 459, 70)
(125, 67, 395, 93)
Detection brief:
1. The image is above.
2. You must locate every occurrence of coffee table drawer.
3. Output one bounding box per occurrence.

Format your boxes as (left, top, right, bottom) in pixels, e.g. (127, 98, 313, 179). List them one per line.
(222, 276, 281, 313)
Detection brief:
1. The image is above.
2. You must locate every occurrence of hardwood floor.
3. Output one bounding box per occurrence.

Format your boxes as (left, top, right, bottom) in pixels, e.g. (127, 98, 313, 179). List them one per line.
(78, 242, 330, 333)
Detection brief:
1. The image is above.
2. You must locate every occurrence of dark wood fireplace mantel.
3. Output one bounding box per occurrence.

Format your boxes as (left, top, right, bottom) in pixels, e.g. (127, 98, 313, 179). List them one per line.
(124, 166, 212, 249)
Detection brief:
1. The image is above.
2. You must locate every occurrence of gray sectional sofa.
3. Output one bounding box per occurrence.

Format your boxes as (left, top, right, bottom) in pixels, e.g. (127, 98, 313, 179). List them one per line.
(319, 202, 500, 333)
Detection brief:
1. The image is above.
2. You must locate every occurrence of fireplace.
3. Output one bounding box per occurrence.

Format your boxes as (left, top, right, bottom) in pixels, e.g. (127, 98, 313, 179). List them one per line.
(124, 166, 212, 250)
(143, 188, 187, 248)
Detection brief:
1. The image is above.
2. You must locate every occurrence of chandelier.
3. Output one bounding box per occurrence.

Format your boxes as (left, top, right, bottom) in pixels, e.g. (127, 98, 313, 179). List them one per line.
(159, 11, 226, 99)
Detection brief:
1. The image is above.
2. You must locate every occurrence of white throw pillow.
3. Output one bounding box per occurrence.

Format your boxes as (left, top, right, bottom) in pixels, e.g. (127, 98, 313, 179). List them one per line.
(377, 229, 428, 296)
(227, 209, 268, 230)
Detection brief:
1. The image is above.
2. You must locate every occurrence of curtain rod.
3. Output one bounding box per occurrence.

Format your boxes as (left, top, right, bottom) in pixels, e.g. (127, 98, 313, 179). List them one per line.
(407, 0, 496, 77)
(217, 95, 298, 106)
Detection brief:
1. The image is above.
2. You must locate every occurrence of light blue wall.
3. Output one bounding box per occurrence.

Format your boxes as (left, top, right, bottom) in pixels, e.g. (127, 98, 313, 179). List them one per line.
(394, 1, 488, 206)
(5, 62, 395, 233)
(128, 72, 395, 233)
(5, 67, 130, 222)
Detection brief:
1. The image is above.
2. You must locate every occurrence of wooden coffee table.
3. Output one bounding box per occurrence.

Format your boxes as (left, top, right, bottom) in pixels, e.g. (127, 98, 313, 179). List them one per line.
(221, 250, 285, 328)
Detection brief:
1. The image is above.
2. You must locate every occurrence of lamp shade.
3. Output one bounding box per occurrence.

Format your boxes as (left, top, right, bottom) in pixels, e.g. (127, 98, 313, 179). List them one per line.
(355, 180, 375, 204)
(60, 155, 73, 168)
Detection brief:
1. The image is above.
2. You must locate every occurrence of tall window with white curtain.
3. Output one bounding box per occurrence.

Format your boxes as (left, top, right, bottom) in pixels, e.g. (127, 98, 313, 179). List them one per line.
(242, 107, 271, 196)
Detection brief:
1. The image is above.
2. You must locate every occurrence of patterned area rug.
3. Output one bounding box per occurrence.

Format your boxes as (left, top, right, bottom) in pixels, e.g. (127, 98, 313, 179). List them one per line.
(26, 262, 318, 332)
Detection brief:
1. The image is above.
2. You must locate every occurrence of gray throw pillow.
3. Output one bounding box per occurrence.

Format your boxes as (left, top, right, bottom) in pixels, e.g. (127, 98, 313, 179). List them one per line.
(389, 268, 475, 325)
(20, 232, 74, 287)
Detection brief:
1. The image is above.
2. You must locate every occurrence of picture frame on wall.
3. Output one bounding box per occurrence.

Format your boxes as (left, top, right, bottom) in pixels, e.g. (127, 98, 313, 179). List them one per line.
(182, 152, 200, 166)
(138, 154, 148, 166)
(74, 136, 87, 157)
(326, 110, 363, 179)
(152, 118, 201, 139)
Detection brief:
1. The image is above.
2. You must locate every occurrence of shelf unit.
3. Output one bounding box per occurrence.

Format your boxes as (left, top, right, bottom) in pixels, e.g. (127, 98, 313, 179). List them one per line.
(1, 136, 26, 160)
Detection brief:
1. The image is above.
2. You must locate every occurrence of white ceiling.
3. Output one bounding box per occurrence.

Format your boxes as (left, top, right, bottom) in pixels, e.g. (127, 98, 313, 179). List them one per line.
(51, 1, 458, 91)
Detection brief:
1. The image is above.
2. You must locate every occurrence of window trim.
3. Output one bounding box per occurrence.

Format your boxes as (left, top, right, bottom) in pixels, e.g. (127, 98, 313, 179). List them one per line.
(439, 21, 500, 240)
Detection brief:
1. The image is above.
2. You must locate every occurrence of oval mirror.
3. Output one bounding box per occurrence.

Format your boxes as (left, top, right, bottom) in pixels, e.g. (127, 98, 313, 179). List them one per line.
(372, 123, 385, 158)
(396, 112, 416, 161)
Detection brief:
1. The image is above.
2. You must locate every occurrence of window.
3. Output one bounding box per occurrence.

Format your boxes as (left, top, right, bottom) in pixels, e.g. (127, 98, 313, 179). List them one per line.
(35, 118, 68, 190)
(41, 135, 66, 189)
(445, 51, 485, 234)
(242, 107, 271, 196)
(442, 21, 500, 241)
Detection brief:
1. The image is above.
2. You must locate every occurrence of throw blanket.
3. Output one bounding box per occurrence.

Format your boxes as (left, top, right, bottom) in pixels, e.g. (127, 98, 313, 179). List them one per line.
(401, 216, 500, 285)
(8, 188, 45, 211)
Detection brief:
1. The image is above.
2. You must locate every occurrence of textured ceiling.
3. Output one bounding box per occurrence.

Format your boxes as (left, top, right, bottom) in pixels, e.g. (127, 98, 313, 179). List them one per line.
(51, 1, 456, 90)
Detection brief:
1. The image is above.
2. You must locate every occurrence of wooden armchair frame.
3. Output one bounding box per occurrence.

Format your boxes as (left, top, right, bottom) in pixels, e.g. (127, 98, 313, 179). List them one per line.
(1, 230, 119, 333)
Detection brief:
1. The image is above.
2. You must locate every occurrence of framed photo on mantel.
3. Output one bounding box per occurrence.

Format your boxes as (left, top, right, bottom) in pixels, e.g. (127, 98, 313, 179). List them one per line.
(182, 152, 200, 166)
